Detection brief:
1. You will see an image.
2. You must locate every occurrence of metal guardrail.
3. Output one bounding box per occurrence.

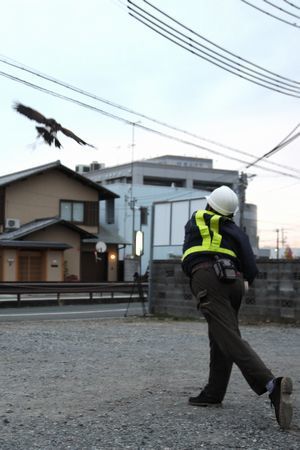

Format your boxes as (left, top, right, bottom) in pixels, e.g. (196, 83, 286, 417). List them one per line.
(0, 282, 148, 306)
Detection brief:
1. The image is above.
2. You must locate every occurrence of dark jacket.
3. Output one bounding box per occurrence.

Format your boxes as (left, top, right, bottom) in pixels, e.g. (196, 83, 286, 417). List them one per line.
(182, 210, 258, 284)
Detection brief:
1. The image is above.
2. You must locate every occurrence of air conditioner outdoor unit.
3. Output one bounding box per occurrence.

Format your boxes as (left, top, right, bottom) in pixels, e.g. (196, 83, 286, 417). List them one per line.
(5, 218, 20, 230)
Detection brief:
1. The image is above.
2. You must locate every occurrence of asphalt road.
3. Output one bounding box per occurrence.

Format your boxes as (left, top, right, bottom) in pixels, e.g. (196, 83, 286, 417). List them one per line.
(0, 302, 147, 321)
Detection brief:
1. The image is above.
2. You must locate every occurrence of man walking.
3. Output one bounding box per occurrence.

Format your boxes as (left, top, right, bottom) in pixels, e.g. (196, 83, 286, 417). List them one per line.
(182, 185, 293, 429)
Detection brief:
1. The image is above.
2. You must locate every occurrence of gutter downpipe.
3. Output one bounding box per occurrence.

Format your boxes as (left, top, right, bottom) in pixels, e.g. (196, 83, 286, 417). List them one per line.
(148, 203, 155, 314)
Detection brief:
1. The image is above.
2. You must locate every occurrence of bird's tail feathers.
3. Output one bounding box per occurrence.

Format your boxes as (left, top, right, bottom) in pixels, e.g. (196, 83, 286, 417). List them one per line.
(54, 138, 62, 149)
(36, 126, 54, 146)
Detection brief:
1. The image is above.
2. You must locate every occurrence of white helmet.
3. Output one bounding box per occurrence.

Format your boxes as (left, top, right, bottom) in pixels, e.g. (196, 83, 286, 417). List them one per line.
(206, 185, 239, 216)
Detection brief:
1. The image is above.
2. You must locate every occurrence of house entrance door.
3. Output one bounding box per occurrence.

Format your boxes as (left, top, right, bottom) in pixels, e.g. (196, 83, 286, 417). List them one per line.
(81, 251, 107, 282)
(18, 251, 45, 281)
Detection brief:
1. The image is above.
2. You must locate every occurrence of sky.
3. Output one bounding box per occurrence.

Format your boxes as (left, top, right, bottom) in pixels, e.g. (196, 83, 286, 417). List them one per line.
(0, 0, 299, 250)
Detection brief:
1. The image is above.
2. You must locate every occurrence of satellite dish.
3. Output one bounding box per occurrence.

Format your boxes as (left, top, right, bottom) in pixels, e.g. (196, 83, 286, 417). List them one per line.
(95, 241, 107, 253)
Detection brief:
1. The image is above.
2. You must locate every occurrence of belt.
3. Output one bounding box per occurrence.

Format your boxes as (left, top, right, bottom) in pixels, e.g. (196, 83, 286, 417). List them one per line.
(191, 261, 242, 277)
(191, 262, 213, 275)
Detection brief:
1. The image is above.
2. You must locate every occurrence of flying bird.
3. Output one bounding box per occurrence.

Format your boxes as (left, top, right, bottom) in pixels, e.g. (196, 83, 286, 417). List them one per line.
(13, 102, 95, 148)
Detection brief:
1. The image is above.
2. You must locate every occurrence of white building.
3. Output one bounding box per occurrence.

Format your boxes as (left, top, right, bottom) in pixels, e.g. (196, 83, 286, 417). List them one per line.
(81, 155, 258, 279)
(101, 183, 210, 276)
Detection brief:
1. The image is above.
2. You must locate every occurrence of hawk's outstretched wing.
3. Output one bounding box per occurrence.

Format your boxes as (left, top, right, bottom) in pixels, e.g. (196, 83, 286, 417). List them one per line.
(60, 126, 95, 147)
(14, 102, 95, 148)
(13, 103, 48, 125)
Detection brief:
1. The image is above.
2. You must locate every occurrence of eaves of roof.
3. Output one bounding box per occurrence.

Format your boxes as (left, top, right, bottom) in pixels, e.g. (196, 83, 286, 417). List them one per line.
(0, 160, 119, 200)
(82, 224, 130, 245)
(0, 241, 71, 250)
(0, 217, 98, 240)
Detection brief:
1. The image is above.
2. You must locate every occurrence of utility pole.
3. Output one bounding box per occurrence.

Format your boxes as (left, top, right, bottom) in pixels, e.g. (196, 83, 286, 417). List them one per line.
(281, 228, 286, 249)
(276, 228, 280, 260)
(238, 172, 248, 230)
(129, 197, 137, 255)
(130, 122, 138, 256)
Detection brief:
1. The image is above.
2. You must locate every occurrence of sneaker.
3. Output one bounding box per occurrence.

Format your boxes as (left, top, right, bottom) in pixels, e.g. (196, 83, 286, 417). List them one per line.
(189, 391, 222, 407)
(269, 377, 293, 429)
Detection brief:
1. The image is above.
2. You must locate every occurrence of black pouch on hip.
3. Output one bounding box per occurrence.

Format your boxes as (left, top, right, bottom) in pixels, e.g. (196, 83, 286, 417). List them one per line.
(213, 257, 237, 283)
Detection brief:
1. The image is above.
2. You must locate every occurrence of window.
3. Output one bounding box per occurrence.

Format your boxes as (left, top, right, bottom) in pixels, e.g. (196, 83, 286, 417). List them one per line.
(140, 207, 148, 226)
(106, 199, 115, 224)
(60, 200, 99, 226)
(60, 201, 84, 223)
(84, 201, 99, 226)
(73, 203, 84, 222)
(193, 181, 233, 191)
(143, 176, 185, 187)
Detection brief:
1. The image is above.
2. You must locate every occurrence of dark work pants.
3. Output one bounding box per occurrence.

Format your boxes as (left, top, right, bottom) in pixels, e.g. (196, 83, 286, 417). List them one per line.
(190, 268, 274, 401)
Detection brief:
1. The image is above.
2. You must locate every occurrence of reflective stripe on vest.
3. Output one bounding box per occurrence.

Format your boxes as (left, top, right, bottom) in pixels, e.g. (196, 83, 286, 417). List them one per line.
(182, 210, 237, 260)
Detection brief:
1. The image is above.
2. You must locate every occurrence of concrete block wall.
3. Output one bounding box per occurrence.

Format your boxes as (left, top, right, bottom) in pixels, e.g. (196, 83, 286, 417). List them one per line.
(149, 260, 300, 322)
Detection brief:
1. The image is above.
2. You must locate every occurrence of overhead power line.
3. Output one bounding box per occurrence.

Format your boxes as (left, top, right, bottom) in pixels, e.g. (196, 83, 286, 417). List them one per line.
(128, 12, 300, 99)
(246, 125, 300, 168)
(262, 0, 300, 19)
(1, 54, 299, 176)
(240, 0, 300, 28)
(127, 0, 300, 86)
(136, 0, 300, 86)
(127, 0, 300, 97)
(1, 68, 300, 180)
(282, 0, 300, 10)
(127, 1, 300, 97)
(270, 121, 300, 151)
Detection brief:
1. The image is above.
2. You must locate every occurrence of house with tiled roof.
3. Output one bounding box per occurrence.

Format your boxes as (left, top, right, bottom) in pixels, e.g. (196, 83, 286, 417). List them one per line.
(0, 161, 125, 282)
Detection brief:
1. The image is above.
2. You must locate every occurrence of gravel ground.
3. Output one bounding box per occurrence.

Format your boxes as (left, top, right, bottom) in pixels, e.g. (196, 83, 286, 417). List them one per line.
(0, 316, 299, 450)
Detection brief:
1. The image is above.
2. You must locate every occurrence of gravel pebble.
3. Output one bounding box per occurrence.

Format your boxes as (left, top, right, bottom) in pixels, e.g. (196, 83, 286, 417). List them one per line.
(0, 317, 299, 449)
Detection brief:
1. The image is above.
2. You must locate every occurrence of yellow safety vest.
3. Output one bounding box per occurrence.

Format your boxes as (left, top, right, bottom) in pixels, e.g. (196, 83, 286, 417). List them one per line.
(182, 210, 237, 261)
